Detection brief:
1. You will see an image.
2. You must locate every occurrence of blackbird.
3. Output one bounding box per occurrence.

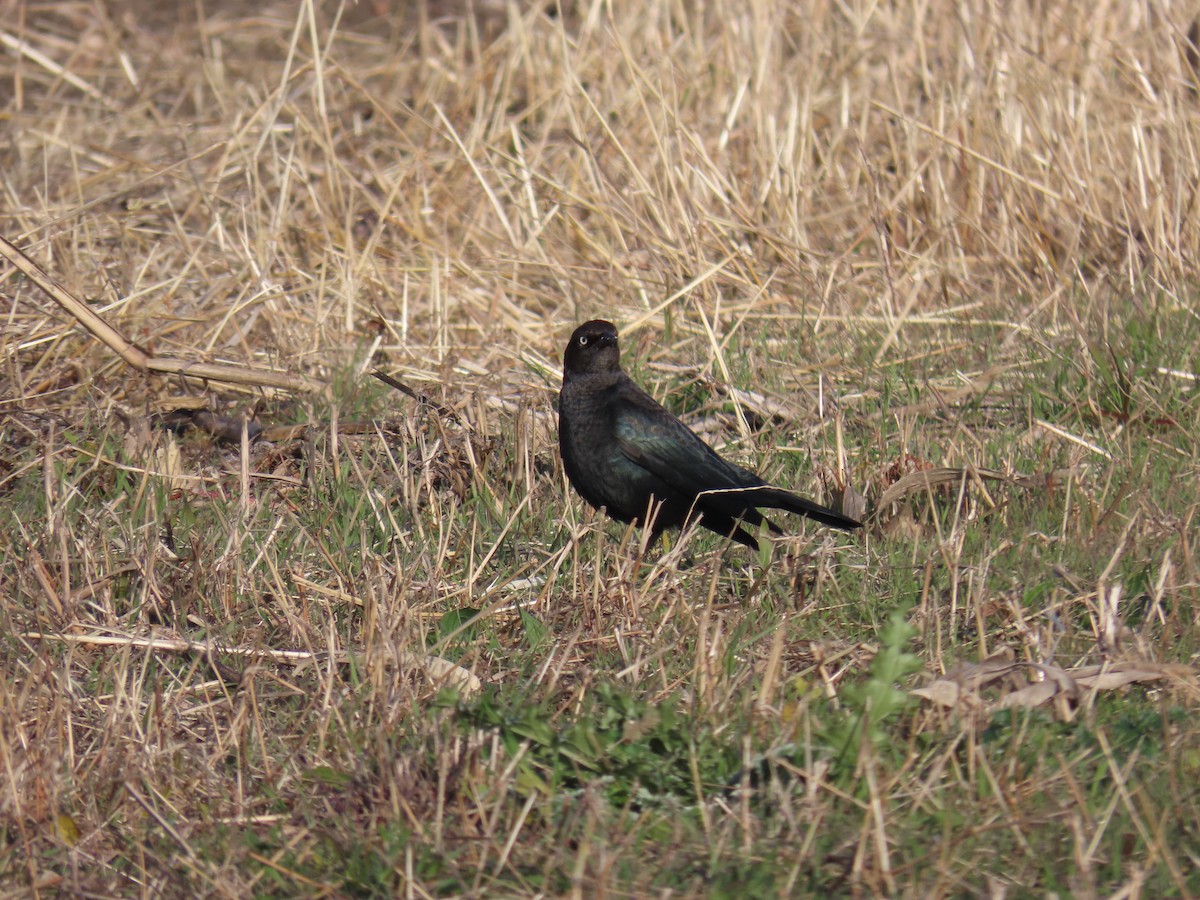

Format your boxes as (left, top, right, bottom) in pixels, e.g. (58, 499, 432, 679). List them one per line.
(557, 320, 861, 550)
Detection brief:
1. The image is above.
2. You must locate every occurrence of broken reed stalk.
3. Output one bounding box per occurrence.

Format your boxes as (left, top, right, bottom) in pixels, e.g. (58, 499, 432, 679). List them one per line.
(20, 629, 482, 694)
(0, 234, 318, 393)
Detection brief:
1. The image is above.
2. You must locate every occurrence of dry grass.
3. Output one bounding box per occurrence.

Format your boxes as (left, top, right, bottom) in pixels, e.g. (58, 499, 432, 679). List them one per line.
(3, 0, 1200, 895)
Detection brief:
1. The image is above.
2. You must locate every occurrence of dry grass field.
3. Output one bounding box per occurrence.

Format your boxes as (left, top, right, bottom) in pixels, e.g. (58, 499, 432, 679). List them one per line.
(3, 0, 1200, 895)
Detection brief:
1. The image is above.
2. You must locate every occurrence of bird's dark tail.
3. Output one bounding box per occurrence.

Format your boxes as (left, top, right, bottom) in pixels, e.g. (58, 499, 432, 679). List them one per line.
(694, 485, 862, 531)
(760, 487, 862, 530)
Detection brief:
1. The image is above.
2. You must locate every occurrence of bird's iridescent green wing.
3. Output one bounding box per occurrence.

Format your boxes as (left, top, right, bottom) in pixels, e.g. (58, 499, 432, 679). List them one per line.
(612, 385, 762, 493)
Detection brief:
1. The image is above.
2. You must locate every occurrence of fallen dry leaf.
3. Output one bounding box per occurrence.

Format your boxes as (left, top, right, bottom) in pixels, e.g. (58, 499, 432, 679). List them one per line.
(914, 655, 1185, 715)
(996, 680, 1062, 710)
(877, 466, 1075, 512)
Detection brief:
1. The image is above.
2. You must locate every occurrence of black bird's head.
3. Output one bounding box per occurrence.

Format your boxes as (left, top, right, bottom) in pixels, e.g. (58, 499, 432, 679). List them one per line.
(563, 320, 620, 378)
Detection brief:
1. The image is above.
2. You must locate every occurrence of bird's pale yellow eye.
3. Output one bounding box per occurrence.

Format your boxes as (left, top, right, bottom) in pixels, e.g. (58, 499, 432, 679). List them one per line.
(578, 335, 589, 346)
